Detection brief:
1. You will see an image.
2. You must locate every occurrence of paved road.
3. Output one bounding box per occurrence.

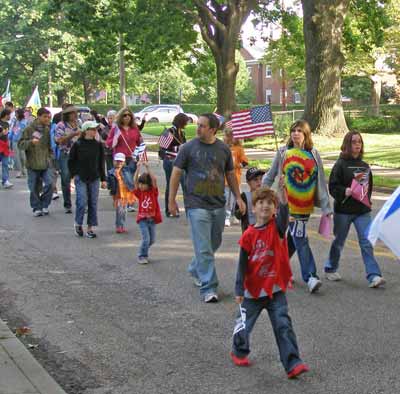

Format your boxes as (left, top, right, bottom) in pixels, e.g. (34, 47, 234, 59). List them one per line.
(0, 152, 399, 394)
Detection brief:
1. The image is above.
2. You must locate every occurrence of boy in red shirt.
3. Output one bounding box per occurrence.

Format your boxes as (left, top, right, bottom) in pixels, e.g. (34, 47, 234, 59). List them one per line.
(133, 161, 162, 264)
(231, 182, 309, 379)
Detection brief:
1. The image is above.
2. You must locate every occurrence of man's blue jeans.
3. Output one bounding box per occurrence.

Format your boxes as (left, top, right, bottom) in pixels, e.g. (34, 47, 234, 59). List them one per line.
(324, 212, 382, 282)
(74, 176, 99, 226)
(187, 207, 225, 296)
(27, 168, 53, 211)
(163, 158, 185, 215)
(232, 292, 303, 372)
(58, 151, 72, 209)
(289, 220, 318, 283)
(138, 219, 156, 258)
(0, 153, 10, 184)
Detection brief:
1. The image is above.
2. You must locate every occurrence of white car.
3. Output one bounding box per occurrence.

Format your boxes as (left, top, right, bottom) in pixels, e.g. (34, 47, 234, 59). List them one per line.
(135, 105, 198, 124)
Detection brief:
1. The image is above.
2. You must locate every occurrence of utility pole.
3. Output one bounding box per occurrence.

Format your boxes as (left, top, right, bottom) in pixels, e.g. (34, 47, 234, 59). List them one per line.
(158, 81, 161, 104)
(281, 0, 287, 111)
(47, 47, 53, 107)
(119, 34, 127, 107)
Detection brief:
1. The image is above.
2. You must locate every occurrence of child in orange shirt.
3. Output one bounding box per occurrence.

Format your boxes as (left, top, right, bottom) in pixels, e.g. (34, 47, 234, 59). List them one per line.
(107, 152, 137, 233)
(224, 128, 248, 226)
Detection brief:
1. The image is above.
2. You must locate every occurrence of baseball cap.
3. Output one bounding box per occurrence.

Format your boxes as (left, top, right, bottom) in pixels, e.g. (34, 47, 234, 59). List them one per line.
(113, 152, 126, 162)
(246, 167, 266, 182)
(81, 121, 99, 132)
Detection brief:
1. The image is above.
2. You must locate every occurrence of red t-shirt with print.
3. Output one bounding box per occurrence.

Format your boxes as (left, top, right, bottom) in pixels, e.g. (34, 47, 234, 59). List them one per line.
(133, 187, 162, 224)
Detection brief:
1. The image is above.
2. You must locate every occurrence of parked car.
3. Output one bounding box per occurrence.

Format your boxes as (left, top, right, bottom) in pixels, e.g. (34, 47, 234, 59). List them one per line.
(135, 105, 198, 124)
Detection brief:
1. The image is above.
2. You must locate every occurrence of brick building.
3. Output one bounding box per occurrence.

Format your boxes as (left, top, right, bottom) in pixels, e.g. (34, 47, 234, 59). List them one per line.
(241, 46, 302, 106)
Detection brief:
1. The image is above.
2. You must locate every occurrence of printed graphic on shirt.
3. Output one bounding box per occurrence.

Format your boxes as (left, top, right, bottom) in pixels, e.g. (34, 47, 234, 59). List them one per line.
(249, 239, 276, 279)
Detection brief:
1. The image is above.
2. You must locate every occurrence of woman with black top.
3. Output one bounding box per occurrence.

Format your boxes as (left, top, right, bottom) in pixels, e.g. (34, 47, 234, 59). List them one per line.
(324, 131, 385, 288)
(68, 121, 106, 239)
(162, 113, 188, 217)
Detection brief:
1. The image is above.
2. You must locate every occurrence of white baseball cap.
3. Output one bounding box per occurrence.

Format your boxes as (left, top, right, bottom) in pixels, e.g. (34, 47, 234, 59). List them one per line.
(113, 152, 126, 162)
(81, 120, 99, 132)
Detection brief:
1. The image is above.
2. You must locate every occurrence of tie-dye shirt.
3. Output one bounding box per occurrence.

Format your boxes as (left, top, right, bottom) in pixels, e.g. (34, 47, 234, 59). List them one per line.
(283, 148, 317, 216)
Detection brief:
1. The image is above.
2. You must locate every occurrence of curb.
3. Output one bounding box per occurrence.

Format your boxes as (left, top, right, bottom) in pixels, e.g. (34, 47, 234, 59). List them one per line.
(0, 318, 67, 394)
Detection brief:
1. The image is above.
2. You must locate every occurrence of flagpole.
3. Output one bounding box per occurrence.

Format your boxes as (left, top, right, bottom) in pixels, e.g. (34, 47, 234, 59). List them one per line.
(268, 96, 279, 151)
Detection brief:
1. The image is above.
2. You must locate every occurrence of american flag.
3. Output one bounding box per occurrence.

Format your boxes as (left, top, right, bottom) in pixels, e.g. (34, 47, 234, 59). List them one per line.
(134, 142, 148, 162)
(231, 105, 275, 139)
(225, 120, 233, 129)
(158, 131, 173, 149)
(111, 126, 121, 148)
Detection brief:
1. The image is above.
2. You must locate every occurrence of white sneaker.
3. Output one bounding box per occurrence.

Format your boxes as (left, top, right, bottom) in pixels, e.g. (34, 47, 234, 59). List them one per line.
(137, 257, 149, 265)
(42, 208, 49, 215)
(307, 277, 322, 293)
(33, 210, 43, 217)
(204, 292, 218, 303)
(193, 277, 202, 287)
(325, 272, 341, 281)
(369, 276, 386, 288)
(232, 217, 240, 225)
(3, 180, 13, 189)
(225, 218, 231, 227)
(52, 192, 59, 200)
(127, 206, 136, 212)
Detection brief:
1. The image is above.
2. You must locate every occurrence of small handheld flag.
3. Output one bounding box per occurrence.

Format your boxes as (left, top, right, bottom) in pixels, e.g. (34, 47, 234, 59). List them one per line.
(158, 131, 173, 149)
(134, 142, 148, 162)
(26, 86, 41, 116)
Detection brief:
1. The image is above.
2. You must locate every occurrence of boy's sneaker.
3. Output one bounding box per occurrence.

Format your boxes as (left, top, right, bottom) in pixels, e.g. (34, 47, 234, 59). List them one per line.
(86, 231, 97, 239)
(369, 276, 386, 288)
(287, 363, 309, 379)
(204, 292, 218, 303)
(52, 192, 59, 200)
(33, 210, 43, 217)
(137, 257, 149, 265)
(127, 206, 136, 212)
(3, 180, 13, 189)
(325, 272, 341, 281)
(225, 218, 231, 227)
(307, 277, 322, 293)
(42, 208, 49, 215)
(74, 225, 84, 237)
(230, 352, 251, 367)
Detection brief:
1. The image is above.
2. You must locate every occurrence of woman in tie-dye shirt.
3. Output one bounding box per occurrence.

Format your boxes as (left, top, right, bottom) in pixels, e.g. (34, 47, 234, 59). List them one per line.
(262, 120, 332, 293)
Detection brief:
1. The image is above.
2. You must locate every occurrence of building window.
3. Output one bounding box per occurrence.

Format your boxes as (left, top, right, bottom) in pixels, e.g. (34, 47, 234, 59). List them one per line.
(265, 89, 272, 104)
(279, 89, 287, 104)
(294, 92, 301, 104)
(265, 65, 272, 78)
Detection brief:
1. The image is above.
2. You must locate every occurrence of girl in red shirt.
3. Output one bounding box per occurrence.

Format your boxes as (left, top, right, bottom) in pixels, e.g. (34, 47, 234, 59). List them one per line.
(133, 162, 162, 264)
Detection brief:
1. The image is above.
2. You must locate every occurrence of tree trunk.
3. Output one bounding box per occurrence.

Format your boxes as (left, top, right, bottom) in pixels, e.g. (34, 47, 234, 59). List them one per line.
(301, 0, 350, 135)
(55, 89, 67, 106)
(119, 34, 127, 107)
(370, 74, 381, 116)
(83, 79, 90, 104)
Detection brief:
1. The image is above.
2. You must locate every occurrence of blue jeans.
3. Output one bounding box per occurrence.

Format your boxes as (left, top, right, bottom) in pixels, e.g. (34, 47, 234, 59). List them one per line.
(115, 204, 127, 227)
(224, 186, 235, 220)
(27, 168, 53, 211)
(324, 212, 382, 282)
(289, 220, 318, 283)
(0, 153, 10, 184)
(58, 151, 71, 209)
(74, 176, 99, 226)
(138, 219, 156, 257)
(163, 158, 185, 214)
(232, 292, 302, 372)
(187, 207, 225, 296)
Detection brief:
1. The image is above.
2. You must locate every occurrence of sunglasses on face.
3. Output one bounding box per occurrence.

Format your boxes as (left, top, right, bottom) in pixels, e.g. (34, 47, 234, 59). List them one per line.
(123, 114, 131, 118)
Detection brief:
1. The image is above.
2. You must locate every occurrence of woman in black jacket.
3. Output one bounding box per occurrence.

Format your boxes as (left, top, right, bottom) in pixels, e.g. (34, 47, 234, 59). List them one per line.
(324, 131, 385, 288)
(68, 121, 106, 238)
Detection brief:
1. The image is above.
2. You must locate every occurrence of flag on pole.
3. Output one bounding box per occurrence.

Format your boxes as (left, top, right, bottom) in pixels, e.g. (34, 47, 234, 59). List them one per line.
(111, 125, 121, 148)
(225, 120, 233, 129)
(26, 86, 41, 116)
(133, 141, 148, 162)
(158, 131, 173, 149)
(213, 113, 225, 127)
(231, 104, 275, 139)
(367, 186, 400, 259)
(2, 79, 11, 102)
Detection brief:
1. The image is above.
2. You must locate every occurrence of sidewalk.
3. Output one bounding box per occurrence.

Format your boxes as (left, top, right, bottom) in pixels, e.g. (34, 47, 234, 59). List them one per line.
(0, 319, 66, 394)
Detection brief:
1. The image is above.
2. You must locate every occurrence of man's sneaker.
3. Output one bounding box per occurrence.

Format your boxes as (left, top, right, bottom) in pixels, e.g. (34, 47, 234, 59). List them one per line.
(52, 192, 59, 200)
(3, 180, 13, 189)
(137, 257, 149, 265)
(287, 363, 309, 379)
(74, 225, 84, 237)
(42, 208, 49, 215)
(232, 217, 240, 225)
(369, 276, 386, 288)
(325, 272, 342, 281)
(225, 218, 231, 227)
(65, 208, 72, 214)
(193, 277, 202, 287)
(86, 231, 97, 239)
(230, 352, 251, 367)
(307, 277, 322, 293)
(204, 292, 218, 303)
(33, 210, 43, 217)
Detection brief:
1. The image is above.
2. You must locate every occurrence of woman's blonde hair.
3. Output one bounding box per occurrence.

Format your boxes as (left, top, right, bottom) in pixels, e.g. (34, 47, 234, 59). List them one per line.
(287, 119, 314, 151)
(115, 107, 136, 129)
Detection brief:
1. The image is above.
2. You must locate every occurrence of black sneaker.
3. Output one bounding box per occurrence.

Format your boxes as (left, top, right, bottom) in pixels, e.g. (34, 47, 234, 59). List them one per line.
(65, 208, 72, 214)
(74, 225, 84, 237)
(85, 230, 97, 239)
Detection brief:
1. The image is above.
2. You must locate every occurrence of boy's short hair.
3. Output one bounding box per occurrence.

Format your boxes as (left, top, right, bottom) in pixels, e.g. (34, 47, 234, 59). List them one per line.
(252, 186, 278, 207)
(37, 107, 51, 117)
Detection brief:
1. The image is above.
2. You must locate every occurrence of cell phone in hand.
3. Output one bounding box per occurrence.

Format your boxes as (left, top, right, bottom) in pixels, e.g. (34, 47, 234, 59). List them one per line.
(32, 131, 42, 140)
